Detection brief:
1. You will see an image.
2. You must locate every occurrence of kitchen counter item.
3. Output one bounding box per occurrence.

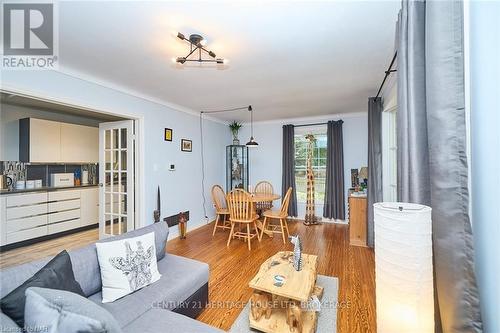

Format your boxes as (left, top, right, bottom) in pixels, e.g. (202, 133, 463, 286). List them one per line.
(26, 180, 35, 189)
(50, 173, 74, 187)
(82, 170, 89, 185)
(0, 184, 99, 195)
(34, 180, 43, 188)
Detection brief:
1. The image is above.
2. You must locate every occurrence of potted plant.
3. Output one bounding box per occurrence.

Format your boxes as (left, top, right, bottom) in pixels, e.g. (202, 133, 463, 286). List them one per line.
(229, 121, 242, 145)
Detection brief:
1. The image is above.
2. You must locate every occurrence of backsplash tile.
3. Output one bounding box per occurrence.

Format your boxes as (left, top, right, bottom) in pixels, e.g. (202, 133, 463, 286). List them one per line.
(1, 161, 99, 189)
(26, 165, 47, 185)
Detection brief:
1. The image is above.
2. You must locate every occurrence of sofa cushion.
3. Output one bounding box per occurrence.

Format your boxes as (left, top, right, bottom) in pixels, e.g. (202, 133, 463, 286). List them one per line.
(88, 254, 209, 327)
(122, 309, 223, 333)
(98, 221, 169, 262)
(0, 251, 84, 327)
(24, 287, 122, 333)
(1, 311, 19, 331)
(0, 222, 170, 300)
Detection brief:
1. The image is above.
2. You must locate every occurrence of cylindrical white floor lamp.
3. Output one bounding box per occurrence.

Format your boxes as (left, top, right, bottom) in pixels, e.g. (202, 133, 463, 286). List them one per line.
(374, 202, 434, 333)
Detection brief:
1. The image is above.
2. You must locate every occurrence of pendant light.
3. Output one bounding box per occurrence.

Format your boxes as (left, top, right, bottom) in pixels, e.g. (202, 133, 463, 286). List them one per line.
(246, 105, 259, 147)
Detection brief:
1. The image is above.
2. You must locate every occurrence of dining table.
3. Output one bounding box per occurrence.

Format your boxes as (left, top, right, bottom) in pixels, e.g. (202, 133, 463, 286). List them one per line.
(250, 192, 281, 237)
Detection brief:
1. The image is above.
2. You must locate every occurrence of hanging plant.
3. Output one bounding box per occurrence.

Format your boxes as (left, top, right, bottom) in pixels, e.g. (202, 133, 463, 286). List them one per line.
(229, 121, 242, 144)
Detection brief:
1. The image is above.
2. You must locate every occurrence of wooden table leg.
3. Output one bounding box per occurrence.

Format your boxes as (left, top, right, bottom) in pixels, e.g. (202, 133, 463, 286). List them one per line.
(255, 220, 274, 238)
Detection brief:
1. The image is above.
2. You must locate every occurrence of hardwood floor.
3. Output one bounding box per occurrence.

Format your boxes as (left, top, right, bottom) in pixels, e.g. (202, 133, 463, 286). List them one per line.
(0, 220, 376, 333)
(0, 228, 99, 269)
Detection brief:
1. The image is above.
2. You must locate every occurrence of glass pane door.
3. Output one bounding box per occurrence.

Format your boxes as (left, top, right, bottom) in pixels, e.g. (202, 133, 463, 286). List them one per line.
(99, 120, 135, 238)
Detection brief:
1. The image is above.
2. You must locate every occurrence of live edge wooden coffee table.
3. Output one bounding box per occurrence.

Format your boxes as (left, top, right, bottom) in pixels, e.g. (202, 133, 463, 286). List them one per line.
(248, 251, 323, 333)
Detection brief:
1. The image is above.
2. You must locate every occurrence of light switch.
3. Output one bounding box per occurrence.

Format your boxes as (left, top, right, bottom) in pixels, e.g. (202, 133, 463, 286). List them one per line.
(168, 164, 175, 171)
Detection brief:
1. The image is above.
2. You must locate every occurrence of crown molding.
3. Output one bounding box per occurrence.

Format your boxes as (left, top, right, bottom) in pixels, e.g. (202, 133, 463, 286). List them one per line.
(52, 66, 228, 125)
(241, 111, 367, 126)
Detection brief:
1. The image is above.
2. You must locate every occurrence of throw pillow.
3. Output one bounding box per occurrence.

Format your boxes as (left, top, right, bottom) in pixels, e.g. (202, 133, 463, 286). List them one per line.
(24, 287, 122, 333)
(95, 232, 161, 303)
(0, 250, 84, 327)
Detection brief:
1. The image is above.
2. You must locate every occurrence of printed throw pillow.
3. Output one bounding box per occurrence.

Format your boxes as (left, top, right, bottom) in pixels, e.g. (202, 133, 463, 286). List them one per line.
(95, 232, 161, 303)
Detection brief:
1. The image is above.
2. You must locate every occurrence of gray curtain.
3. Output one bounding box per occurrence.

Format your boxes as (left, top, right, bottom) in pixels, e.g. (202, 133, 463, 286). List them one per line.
(323, 120, 345, 219)
(282, 125, 297, 217)
(397, 1, 482, 332)
(367, 98, 382, 247)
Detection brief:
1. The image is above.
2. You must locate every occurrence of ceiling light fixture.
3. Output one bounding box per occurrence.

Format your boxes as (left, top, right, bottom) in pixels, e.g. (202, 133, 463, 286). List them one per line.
(245, 105, 259, 147)
(175, 32, 226, 65)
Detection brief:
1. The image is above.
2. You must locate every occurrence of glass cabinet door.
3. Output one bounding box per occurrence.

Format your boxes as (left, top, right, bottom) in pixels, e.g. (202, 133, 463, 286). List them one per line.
(226, 145, 248, 192)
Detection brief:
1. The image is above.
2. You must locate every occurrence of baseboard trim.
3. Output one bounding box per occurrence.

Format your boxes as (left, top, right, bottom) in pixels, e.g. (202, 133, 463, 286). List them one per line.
(287, 217, 347, 224)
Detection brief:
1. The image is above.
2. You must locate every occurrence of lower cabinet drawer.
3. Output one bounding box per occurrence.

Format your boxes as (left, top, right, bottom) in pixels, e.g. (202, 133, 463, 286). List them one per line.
(6, 203, 47, 220)
(6, 215, 47, 233)
(6, 225, 48, 244)
(48, 219, 81, 234)
(48, 209, 81, 224)
(48, 199, 80, 213)
(48, 190, 80, 201)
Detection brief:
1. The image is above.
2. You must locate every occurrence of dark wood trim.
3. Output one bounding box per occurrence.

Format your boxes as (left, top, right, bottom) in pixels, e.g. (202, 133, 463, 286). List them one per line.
(0, 223, 98, 252)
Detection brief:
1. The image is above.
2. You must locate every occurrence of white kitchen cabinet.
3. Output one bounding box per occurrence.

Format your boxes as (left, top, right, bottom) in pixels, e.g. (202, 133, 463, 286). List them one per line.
(80, 187, 99, 226)
(60, 123, 99, 163)
(1, 192, 49, 246)
(0, 187, 99, 247)
(20, 118, 62, 163)
(19, 118, 98, 163)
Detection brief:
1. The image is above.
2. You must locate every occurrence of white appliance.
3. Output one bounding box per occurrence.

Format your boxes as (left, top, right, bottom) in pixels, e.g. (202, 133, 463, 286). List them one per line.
(50, 173, 74, 187)
(374, 202, 434, 333)
(82, 170, 89, 185)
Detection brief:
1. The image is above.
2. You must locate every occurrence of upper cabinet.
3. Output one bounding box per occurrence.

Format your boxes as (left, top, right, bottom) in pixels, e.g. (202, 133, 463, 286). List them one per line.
(60, 123, 99, 163)
(19, 118, 98, 163)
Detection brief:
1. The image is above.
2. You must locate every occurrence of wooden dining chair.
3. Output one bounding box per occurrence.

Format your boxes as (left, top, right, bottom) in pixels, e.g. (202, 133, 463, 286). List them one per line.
(254, 181, 274, 212)
(226, 189, 261, 250)
(211, 185, 231, 236)
(261, 187, 293, 243)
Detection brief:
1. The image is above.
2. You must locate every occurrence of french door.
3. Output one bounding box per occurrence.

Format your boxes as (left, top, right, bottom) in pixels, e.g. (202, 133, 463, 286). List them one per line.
(99, 120, 135, 238)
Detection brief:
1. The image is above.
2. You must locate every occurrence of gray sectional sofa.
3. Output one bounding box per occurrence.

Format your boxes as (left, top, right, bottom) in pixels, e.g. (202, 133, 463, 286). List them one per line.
(0, 222, 223, 333)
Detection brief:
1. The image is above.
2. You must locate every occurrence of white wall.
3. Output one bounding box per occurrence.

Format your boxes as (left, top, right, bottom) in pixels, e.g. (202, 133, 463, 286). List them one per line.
(0, 103, 102, 161)
(470, 1, 500, 332)
(238, 113, 368, 220)
(1, 70, 230, 238)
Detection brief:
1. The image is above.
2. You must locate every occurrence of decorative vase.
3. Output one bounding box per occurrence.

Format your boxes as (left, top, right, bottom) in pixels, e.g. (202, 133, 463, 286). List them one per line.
(232, 132, 240, 145)
(178, 212, 187, 239)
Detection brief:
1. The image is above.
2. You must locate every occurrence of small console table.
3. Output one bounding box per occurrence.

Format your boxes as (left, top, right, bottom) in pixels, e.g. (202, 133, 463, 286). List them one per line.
(348, 193, 367, 247)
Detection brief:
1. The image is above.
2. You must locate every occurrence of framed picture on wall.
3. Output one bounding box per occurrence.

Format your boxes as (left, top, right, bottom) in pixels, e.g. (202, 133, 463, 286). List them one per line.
(164, 128, 173, 141)
(181, 139, 192, 152)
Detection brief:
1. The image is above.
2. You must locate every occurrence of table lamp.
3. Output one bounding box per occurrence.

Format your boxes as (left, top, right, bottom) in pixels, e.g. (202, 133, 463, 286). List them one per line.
(358, 166, 368, 186)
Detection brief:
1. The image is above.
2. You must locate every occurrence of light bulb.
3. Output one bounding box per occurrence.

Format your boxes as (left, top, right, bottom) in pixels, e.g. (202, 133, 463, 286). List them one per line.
(223, 58, 230, 64)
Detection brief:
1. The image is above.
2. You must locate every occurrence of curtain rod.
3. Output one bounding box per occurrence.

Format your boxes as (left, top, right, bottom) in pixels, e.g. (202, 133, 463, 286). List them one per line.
(294, 122, 327, 128)
(293, 120, 343, 128)
(375, 52, 398, 99)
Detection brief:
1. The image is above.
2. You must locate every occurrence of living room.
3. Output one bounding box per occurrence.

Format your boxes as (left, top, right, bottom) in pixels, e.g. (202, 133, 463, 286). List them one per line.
(0, 1, 498, 333)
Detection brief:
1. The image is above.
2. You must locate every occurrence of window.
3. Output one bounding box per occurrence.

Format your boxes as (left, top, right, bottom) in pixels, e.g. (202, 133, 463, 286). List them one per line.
(382, 107, 397, 201)
(294, 126, 327, 203)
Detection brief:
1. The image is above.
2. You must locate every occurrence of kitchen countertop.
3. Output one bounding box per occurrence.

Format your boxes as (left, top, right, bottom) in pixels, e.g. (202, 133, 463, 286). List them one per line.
(0, 184, 99, 195)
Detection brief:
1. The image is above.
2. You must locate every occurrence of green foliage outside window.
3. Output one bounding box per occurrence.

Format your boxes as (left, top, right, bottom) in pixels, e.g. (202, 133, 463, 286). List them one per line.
(294, 133, 327, 203)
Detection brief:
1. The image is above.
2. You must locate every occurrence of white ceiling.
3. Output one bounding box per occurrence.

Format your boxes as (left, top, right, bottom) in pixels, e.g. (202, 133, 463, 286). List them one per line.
(58, 1, 400, 122)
